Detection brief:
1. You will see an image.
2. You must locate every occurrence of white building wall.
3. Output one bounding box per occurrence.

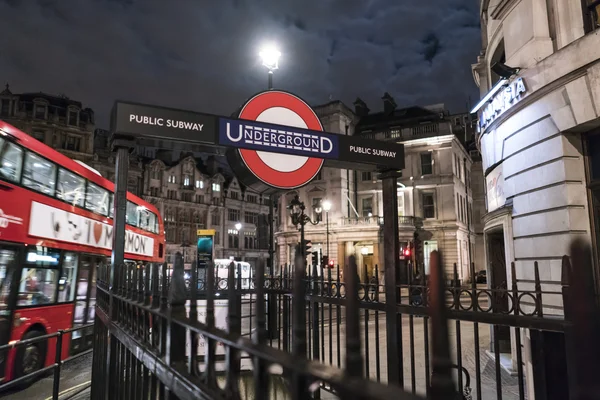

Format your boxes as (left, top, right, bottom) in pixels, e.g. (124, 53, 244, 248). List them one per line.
(475, 0, 600, 315)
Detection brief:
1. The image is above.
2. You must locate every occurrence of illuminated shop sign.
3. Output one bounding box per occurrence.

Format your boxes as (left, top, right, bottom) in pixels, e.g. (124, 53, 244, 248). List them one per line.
(476, 78, 527, 132)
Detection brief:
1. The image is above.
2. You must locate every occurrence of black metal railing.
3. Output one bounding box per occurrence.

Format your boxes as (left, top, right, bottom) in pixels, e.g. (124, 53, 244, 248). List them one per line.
(0, 323, 94, 399)
(90, 239, 600, 399)
(91, 250, 465, 399)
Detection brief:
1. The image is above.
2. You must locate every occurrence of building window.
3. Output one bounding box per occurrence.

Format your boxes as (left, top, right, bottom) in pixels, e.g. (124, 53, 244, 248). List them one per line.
(0, 100, 10, 116)
(228, 208, 240, 222)
(151, 170, 160, 180)
(183, 175, 191, 186)
(212, 183, 221, 192)
(422, 193, 435, 219)
(168, 175, 176, 184)
(34, 104, 46, 119)
(182, 193, 193, 202)
(584, 1, 600, 32)
(68, 110, 78, 126)
(397, 192, 405, 217)
(195, 194, 204, 204)
(150, 187, 159, 197)
(195, 179, 203, 189)
(211, 212, 220, 226)
(247, 194, 257, 203)
(244, 211, 258, 225)
(361, 171, 372, 181)
(362, 197, 373, 217)
(228, 234, 239, 248)
(230, 191, 239, 200)
(63, 135, 81, 152)
(32, 130, 45, 142)
(421, 153, 433, 175)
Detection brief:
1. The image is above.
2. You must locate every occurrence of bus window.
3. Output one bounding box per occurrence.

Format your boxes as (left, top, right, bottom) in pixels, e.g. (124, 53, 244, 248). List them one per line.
(138, 207, 156, 233)
(109, 193, 114, 218)
(17, 268, 58, 307)
(85, 182, 109, 216)
(22, 151, 56, 196)
(57, 168, 85, 207)
(58, 253, 78, 303)
(0, 139, 23, 183)
(126, 201, 138, 227)
(0, 249, 15, 313)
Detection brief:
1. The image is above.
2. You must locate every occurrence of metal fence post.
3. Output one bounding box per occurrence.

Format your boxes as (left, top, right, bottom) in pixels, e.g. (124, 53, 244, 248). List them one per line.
(52, 330, 64, 400)
(104, 134, 135, 400)
(380, 170, 403, 386)
(562, 239, 600, 400)
(168, 252, 187, 370)
(428, 251, 460, 400)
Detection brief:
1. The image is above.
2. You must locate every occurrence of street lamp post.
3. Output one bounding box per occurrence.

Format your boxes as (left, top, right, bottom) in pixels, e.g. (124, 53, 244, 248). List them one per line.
(260, 45, 281, 90)
(235, 222, 242, 260)
(260, 45, 282, 340)
(322, 200, 332, 258)
(288, 194, 322, 372)
(288, 195, 322, 261)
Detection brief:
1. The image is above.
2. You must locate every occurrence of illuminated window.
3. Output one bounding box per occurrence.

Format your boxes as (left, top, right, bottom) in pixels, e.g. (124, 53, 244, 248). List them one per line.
(212, 183, 221, 192)
(22, 151, 56, 195)
(57, 168, 85, 207)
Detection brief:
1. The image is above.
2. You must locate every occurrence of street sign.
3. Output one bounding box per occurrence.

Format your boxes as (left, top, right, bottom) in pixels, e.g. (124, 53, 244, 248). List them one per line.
(110, 96, 405, 192)
(111, 101, 217, 144)
(230, 91, 325, 190)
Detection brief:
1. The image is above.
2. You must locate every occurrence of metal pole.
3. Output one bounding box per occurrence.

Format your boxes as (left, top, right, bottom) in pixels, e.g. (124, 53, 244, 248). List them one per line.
(267, 195, 277, 339)
(326, 212, 329, 256)
(381, 170, 403, 386)
(106, 134, 135, 400)
(464, 158, 473, 280)
(268, 70, 273, 90)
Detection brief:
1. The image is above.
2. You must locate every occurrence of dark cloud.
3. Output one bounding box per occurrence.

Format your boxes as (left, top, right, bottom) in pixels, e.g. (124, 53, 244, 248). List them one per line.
(0, 0, 481, 126)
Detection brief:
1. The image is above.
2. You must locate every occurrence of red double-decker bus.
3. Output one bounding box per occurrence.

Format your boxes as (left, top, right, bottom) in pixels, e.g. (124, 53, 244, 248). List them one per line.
(0, 120, 165, 383)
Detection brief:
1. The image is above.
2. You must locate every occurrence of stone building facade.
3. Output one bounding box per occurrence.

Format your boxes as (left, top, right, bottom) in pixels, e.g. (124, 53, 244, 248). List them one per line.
(140, 153, 270, 268)
(0, 86, 269, 268)
(0, 85, 95, 163)
(472, 0, 600, 313)
(275, 96, 485, 282)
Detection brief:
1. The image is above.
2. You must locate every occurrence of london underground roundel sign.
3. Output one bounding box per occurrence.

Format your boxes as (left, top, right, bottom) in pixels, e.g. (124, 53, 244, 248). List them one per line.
(237, 91, 324, 190)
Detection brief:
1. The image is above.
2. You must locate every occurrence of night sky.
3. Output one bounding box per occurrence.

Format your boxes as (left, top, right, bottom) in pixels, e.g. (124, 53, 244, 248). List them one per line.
(0, 0, 481, 127)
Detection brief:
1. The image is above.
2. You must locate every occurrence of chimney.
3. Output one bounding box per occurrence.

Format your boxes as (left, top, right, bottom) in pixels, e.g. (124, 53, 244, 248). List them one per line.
(206, 155, 219, 176)
(382, 92, 397, 115)
(353, 97, 370, 117)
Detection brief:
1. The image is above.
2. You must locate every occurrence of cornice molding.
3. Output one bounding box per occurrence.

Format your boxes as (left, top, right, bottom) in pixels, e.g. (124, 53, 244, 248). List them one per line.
(490, 0, 518, 20)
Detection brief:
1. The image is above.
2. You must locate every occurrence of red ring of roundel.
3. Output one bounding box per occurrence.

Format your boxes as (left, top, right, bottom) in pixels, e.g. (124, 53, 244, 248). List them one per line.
(238, 91, 324, 189)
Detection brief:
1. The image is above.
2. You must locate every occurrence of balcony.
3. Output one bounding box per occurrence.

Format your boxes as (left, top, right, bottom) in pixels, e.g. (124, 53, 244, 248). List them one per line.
(340, 216, 379, 226)
(378, 215, 423, 228)
(340, 215, 423, 228)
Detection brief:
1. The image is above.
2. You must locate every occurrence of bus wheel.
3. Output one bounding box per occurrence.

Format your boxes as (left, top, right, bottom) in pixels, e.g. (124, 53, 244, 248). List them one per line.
(15, 330, 47, 384)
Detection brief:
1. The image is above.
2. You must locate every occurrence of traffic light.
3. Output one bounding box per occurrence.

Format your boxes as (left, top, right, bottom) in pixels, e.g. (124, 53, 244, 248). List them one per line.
(322, 255, 329, 267)
(328, 259, 335, 268)
(311, 251, 319, 267)
(301, 239, 312, 256)
(403, 248, 411, 257)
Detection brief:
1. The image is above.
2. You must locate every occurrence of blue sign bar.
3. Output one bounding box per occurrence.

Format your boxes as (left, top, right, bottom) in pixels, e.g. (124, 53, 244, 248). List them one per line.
(218, 118, 340, 159)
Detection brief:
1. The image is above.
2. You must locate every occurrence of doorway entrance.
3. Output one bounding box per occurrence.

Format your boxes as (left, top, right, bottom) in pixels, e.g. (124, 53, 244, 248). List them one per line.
(486, 228, 511, 353)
